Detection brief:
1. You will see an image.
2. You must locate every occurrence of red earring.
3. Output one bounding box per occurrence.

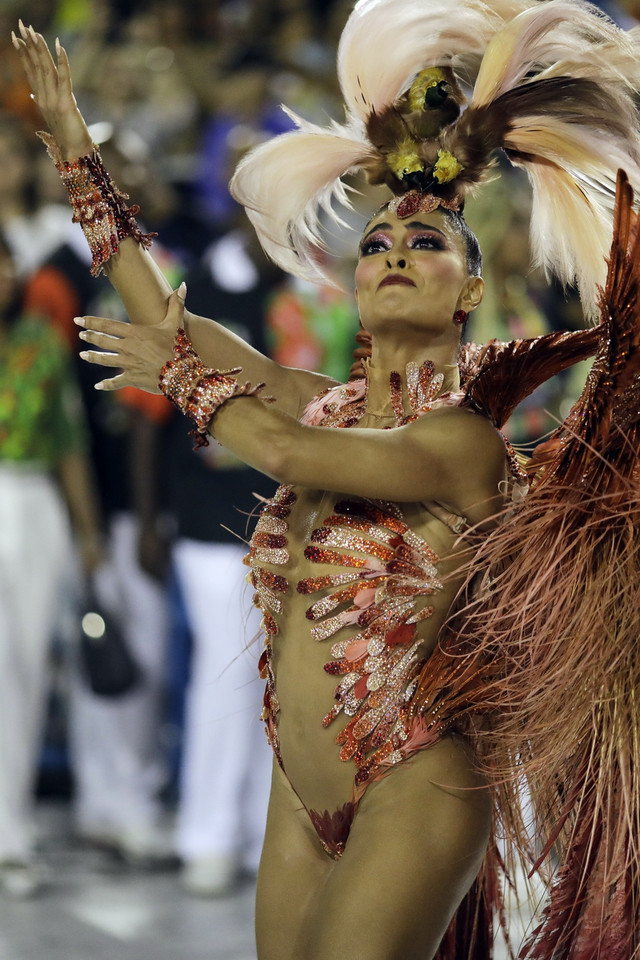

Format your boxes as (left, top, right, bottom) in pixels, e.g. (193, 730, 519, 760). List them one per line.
(454, 309, 468, 325)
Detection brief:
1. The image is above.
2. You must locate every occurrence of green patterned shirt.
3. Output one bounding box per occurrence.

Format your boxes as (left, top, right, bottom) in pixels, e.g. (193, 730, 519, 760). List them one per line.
(0, 314, 87, 467)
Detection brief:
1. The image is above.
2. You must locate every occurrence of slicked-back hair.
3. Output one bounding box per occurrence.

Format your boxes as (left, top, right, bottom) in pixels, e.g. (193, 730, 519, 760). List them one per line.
(440, 208, 482, 277)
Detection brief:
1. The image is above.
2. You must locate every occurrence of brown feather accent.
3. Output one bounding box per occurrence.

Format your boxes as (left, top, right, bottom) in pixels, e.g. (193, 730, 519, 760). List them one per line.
(364, 107, 419, 190)
(440, 75, 637, 195)
(541, 170, 640, 493)
(496, 76, 636, 154)
(308, 802, 356, 860)
(366, 105, 413, 157)
(440, 171, 640, 959)
(439, 103, 505, 191)
(460, 327, 600, 429)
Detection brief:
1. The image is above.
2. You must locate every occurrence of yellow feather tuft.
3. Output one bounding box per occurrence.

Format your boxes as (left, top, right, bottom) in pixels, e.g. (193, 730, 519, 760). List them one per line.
(433, 149, 464, 183)
(407, 68, 450, 111)
(386, 140, 425, 181)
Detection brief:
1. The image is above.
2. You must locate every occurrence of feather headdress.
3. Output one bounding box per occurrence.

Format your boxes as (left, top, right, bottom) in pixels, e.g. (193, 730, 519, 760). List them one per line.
(230, 0, 640, 320)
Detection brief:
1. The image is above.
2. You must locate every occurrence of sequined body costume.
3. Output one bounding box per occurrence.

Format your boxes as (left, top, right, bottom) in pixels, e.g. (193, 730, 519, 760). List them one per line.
(245, 362, 518, 858)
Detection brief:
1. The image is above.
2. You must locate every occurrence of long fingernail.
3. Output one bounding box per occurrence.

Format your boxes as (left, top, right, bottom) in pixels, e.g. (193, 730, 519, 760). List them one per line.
(55, 37, 61, 55)
(11, 31, 19, 48)
(28, 26, 38, 43)
(73, 316, 85, 326)
(18, 19, 27, 39)
(78, 331, 87, 340)
(177, 281, 187, 299)
(95, 382, 104, 391)
(79, 351, 89, 359)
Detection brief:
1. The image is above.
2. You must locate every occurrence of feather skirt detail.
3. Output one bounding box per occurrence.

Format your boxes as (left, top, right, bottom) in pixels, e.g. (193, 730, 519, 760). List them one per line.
(425, 171, 640, 958)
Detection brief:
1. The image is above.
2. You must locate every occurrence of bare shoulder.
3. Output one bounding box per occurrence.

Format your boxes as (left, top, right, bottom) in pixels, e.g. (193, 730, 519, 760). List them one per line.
(409, 403, 506, 457)
(403, 405, 508, 517)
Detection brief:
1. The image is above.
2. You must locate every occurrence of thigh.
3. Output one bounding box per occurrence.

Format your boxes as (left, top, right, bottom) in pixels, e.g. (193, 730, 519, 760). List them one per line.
(302, 736, 492, 960)
(256, 761, 332, 960)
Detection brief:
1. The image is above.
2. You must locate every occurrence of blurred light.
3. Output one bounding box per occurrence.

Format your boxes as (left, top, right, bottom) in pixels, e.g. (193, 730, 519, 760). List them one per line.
(145, 47, 175, 72)
(81, 611, 106, 641)
(226, 124, 263, 152)
(269, 71, 302, 101)
(115, 130, 149, 163)
(87, 121, 114, 145)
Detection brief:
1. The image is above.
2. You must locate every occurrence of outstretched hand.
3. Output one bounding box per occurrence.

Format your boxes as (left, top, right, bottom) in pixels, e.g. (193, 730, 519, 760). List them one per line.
(76, 285, 187, 393)
(11, 20, 93, 159)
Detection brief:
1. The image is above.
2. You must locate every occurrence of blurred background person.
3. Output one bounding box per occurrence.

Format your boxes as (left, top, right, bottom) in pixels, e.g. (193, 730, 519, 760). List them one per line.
(23, 130, 186, 865)
(164, 219, 281, 895)
(0, 230, 102, 896)
(0, 111, 74, 277)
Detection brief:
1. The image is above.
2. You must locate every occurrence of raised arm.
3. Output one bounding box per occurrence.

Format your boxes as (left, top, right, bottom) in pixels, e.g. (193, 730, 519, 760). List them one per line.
(12, 24, 336, 417)
(210, 396, 507, 520)
(75, 291, 505, 516)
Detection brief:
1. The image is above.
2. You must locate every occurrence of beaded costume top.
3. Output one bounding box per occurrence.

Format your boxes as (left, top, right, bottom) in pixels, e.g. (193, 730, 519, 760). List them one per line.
(245, 360, 524, 805)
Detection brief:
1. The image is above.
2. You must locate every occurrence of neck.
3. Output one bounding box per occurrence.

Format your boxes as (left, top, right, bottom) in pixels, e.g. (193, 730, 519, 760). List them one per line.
(365, 336, 460, 418)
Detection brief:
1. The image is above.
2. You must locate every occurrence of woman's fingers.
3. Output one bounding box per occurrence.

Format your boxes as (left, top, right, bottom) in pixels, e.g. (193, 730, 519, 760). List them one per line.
(75, 314, 169, 395)
(30, 34, 60, 108)
(56, 41, 74, 98)
(14, 23, 56, 108)
(33, 31, 59, 81)
(78, 329, 121, 349)
(14, 26, 39, 88)
(79, 349, 121, 367)
(164, 284, 187, 327)
(95, 373, 130, 392)
(75, 315, 131, 337)
(12, 37, 37, 92)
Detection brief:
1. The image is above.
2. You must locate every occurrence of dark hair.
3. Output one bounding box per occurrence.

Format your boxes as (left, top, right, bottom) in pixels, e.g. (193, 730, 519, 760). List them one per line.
(440, 208, 482, 277)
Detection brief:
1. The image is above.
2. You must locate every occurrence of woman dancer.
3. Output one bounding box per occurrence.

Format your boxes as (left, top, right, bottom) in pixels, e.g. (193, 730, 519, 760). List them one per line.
(14, 0, 640, 956)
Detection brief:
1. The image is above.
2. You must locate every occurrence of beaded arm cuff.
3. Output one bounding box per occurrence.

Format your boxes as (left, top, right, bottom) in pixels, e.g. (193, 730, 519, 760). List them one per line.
(159, 328, 273, 448)
(37, 132, 156, 277)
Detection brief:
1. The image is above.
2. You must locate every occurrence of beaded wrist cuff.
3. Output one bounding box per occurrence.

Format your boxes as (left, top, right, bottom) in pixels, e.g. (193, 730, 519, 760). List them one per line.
(37, 132, 156, 277)
(159, 328, 273, 448)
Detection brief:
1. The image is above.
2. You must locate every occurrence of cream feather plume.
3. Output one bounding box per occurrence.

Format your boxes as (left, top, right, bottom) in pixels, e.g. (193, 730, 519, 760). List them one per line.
(231, 0, 528, 281)
(230, 0, 640, 319)
(230, 115, 373, 281)
(337, 0, 532, 123)
(459, 0, 640, 318)
(503, 120, 640, 319)
(471, 0, 635, 106)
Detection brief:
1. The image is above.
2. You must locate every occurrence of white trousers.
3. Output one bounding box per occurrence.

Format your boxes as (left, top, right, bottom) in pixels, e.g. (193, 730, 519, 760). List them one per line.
(173, 539, 271, 870)
(0, 465, 73, 861)
(69, 513, 168, 834)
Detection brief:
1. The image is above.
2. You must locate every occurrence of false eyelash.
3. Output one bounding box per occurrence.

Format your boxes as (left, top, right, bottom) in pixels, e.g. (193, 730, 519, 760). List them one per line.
(407, 233, 445, 251)
(360, 232, 392, 255)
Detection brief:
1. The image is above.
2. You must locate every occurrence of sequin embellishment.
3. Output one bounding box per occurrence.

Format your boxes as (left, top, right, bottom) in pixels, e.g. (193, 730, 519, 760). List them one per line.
(297, 497, 442, 787)
(244, 485, 296, 763)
